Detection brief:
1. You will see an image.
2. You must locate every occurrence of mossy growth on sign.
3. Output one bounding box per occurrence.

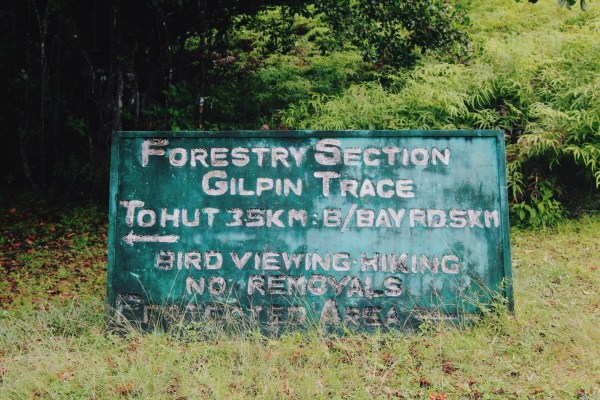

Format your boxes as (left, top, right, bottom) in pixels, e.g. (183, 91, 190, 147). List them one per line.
(107, 130, 512, 332)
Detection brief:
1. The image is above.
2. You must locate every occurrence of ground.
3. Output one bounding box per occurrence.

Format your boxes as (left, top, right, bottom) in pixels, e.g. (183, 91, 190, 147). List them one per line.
(0, 193, 598, 399)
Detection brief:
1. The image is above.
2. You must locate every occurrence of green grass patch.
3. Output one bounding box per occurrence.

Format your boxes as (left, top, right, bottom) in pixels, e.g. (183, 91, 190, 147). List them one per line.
(0, 193, 106, 310)
(1, 197, 599, 398)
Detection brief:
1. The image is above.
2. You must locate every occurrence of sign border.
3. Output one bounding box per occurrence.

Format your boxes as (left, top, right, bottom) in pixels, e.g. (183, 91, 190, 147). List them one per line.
(107, 130, 514, 326)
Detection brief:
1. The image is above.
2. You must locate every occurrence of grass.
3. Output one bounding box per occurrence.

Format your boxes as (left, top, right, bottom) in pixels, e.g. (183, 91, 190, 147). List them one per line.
(1, 194, 599, 399)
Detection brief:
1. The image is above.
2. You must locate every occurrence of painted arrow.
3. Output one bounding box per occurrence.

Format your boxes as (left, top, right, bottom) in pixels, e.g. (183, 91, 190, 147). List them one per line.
(122, 231, 180, 246)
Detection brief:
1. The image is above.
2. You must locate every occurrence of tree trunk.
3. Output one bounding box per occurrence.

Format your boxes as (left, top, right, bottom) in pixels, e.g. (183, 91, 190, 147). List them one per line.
(114, 68, 123, 132)
(19, 122, 36, 189)
(32, 0, 49, 188)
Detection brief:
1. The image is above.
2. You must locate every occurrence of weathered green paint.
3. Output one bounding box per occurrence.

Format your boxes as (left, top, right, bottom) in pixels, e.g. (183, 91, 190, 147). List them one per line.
(107, 130, 512, 331)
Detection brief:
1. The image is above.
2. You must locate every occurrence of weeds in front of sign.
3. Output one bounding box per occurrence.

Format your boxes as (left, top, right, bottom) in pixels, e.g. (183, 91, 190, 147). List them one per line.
(2, 194, 599, 398)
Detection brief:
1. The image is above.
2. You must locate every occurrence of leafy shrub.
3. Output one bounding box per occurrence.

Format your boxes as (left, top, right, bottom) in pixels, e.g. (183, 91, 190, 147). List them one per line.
(318, 0, 472, 68)
(209, 51, 362, 129)
(279, 5, 600, 226)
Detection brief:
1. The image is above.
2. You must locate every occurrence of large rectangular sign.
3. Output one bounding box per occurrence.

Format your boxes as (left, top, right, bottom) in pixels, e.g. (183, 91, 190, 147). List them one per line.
(108, 130, 512, 330)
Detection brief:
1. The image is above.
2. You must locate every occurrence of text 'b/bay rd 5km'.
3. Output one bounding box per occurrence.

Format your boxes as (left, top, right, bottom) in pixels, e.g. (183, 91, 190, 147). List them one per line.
(107, 130, 513, 331)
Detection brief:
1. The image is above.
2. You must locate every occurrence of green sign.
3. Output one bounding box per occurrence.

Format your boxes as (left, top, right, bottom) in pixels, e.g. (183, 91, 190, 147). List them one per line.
(107, 130, 512, 331)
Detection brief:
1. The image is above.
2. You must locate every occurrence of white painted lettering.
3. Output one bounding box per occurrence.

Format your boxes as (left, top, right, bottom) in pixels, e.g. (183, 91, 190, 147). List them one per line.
(289, 147, 307, 167)
(141, 139, 167, 167)
(256, 178, 273, 196)
(409, 209, 426, 227)
(120, 200, 144, 227)
(363, 147, 381, 166)
(231, 147, 249, 166)
(160, 208, 180, 228)
(169, 148, 188, 167)
(359, 179, 376, 197)
(202, 170, 228, 195)
(288, 209, 307, 227)
(210, 148, 228, 167)
(357, 209, 375, 227)
(202, 207, 219, 226)
(319, 299, 341, 325)
(411, 148, 429, 165)
(324, 208, 342, 227)
(181, 209, 200, 227)
(251, 147, 269, 166)
(205, 251, 223, 270)
(395, 179, 415, 198)
(432, 148, 450, 165)
(441, 255, 460, 273)
(315, 139, 342, 165)
(343, 147, 361, 165)
(271, 148, 290, 167)
(231, 251, 252, 270)
(469, 209, 484, 228)
(427, 209, 446, 228)
(248, 275, 265, 295)
(190, 148, 209, 167)
(314, 171, 340, 197)
(340, 179, 359, 197)
(333, 253, 351, 271)
(208, 276, 226, 295)
(138, 209, 156, 227)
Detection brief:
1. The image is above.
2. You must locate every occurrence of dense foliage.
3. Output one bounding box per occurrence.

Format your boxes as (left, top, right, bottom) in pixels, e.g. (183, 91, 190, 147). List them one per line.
(317, 0, 471, 67)
(280, 2, 600, 226)
(0, 0, 598, 225)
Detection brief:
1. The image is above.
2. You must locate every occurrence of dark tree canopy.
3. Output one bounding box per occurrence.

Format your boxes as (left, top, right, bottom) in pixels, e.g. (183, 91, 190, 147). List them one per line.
(0, 0, 471, 195)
